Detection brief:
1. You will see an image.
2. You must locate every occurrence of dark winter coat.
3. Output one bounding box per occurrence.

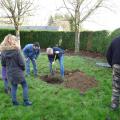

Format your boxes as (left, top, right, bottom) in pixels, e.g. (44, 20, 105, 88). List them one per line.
(1, 66, 7, 80)
(106, 36, 120, 66)
(1, 50, 25, 84)
(48, 47, 64, 62)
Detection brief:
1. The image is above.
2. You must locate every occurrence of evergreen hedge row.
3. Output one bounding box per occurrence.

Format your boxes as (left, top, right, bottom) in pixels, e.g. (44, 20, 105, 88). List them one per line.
(80, 31, 109, 54)
(0, 28, 120, 54)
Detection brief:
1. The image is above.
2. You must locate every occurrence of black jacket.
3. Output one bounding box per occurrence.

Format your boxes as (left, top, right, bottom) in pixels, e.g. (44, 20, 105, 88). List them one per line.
(1, 50, 25, 84)
(106, 36, 120, 66)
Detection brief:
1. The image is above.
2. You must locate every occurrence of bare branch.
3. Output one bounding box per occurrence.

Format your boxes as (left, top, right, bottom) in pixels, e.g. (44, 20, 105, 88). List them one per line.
(0, 0, 39, 41)
(63, 0, 75, 20)
(59, 0, 111, 52)
(81, 0, 104, 23)
(80, 0, 93, 14)
(0, 0, 38, 26)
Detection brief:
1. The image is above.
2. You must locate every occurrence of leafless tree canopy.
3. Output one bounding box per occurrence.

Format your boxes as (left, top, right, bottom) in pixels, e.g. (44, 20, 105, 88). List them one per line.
(0, 0, 37, 25)
(0, 0, 39, 43)
(61, 0, 109, 53)
(62, 0, 109, 23)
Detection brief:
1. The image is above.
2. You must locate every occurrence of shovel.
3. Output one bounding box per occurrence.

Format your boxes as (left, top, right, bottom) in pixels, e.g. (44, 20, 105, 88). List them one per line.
(52, 54, 57, 74)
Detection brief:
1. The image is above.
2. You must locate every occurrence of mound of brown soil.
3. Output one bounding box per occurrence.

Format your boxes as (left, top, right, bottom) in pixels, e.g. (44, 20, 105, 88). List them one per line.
(64, 70, 98, 92)
(40, 70, 98, 93)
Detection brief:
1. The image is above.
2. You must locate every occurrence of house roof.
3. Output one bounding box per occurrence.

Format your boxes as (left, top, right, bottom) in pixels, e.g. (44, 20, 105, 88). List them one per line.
(0, 25, 63, 31)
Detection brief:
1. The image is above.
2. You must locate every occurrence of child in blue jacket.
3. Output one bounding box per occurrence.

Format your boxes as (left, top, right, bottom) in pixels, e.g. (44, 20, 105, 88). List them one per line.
(23, 42, 40, 77)
(46, 47, 64, 78)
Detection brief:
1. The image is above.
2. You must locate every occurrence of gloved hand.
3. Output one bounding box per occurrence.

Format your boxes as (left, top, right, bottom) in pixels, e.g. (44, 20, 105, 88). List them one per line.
(52, 61, 57, 69)
(55, 51, 59, 54)
(33, 58, 36, 61)
(25, 58, 29, 61)
(52, 61, 55, 65)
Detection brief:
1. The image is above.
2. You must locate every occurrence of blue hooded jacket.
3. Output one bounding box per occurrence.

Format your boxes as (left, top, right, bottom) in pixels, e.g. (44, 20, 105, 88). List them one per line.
(23, 44, 40, 59)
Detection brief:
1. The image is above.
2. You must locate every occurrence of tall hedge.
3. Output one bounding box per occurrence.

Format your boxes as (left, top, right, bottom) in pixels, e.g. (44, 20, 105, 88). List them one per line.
(20, 31, 63, 48)
(61, 32, 75, 50)
(80, 30, 109, 54)
(0, 29, 15, 42)
(0, 28, 119, 54)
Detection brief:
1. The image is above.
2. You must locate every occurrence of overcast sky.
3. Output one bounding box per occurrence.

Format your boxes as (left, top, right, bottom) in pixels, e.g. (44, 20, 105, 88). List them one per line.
(82, 0, 120, 31)
(1, 0, 120, 31)
(28, 0, 120, 31)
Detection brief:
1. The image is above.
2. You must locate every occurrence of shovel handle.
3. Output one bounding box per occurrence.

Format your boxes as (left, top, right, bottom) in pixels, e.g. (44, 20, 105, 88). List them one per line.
(53, 54, 57, 63)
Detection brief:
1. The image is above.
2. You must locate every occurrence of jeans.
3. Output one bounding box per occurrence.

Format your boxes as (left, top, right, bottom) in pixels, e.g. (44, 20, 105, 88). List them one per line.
(2, 67, 8, 90)
(26, 58, 37, 76)
(11, 80, 29, 102)
(4, 78, 8, 90)
(49, 55, 64, 77)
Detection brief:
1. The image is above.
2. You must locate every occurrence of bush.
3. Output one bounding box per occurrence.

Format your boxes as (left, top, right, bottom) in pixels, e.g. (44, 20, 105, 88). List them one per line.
(0, 28, 120, 54)
(80, 30, 109, 54)
(0, 29, 15, 43)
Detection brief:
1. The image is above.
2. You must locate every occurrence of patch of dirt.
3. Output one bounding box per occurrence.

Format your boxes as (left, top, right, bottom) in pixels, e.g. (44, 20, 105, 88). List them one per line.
(40, 70, 98, 93)
(65, 49, 104, 59)
(40, 74, 63, 84)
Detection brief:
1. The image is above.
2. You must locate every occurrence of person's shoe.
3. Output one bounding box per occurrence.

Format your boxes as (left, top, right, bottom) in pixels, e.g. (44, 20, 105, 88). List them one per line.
(8, 87, 11, 93)
(34, 74, 38, 78)
(111, 103, 119, 110)
(25, 74, 30, 77)
(61, 76, 64, 81)
(4, 89, 9, 94)
(12, 101, 19, 106)
(23, 100, 32, 106)
(59, 76, 64, 82)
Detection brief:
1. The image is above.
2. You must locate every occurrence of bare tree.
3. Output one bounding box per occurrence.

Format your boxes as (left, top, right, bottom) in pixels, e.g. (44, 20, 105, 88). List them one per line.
(48, 16, 54, 26)
(62, 0, 109, 53)
(0, 0, 38, 46)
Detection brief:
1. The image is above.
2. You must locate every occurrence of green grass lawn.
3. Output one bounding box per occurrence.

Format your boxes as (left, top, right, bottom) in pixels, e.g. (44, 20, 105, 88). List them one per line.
(0, 54, 120, 120)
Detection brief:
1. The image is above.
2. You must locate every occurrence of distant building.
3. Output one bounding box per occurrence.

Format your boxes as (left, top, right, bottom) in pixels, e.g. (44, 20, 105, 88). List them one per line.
(52, 20, 70, 31)
(21, 26, 63, 31)
(0, 25, 63, 31)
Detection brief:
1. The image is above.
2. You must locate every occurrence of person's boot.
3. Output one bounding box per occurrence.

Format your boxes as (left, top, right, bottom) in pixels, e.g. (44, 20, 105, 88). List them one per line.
(12, 101, 19, 106)
(34, 74, 38, 78)
(23, 100, 32, 106)
(110, 103, 119, 110)
(4, 89, 9, 94)
(25, 74, 30, 77)
(8, 87, 11, 94)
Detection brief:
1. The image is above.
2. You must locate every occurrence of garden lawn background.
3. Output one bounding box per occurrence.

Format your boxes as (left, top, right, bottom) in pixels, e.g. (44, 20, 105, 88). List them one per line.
(0, 54, 120, 120)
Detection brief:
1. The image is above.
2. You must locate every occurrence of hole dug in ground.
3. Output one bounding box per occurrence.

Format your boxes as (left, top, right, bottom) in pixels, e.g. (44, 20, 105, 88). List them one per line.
(40, 69, 98, 93)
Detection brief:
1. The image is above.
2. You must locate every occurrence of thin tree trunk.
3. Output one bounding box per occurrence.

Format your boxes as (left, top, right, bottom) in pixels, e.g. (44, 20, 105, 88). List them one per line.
(75, 28, 80, 53)
(75, 5, 80, 53)
(15, 25, 21, 49)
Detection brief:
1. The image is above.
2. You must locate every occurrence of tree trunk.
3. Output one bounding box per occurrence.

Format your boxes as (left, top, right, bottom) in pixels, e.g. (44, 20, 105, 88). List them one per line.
(15, 25, 21, 49)
(74, 5, 80, 53)
(75, 28, 80, 53)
